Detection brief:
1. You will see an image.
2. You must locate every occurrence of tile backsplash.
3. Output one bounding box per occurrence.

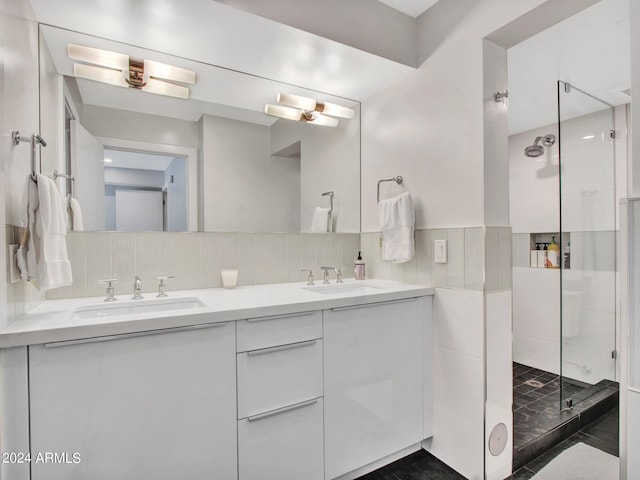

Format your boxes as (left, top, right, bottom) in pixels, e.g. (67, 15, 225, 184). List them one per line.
(361, 226, 511, 292)
(46, 231, 360, 300)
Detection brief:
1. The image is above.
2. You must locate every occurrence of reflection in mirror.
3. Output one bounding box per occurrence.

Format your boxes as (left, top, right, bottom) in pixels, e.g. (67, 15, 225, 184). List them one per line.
(39, 25, 361, 233)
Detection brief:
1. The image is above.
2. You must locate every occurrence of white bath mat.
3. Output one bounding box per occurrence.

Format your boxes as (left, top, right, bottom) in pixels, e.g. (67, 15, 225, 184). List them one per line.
(531, 442, 618, 480)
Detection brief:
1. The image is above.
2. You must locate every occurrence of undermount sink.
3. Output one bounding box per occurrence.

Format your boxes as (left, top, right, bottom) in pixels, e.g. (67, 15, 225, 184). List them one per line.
(72, 297, 206, 319)
(303, 282, 383, 295)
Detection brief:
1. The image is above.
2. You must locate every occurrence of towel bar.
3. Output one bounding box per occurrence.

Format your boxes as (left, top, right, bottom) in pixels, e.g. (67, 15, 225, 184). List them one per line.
(12, 131, 47, 180)
(377, 176, 403, 203)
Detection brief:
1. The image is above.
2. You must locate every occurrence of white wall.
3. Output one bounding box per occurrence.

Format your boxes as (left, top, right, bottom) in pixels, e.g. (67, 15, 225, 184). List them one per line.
(200, 114, 300, 233)
(1, 0, 45, 329)
(361, 1, 562, 477)
(270, 106, 361, 233)
(1, 2, 40, 475)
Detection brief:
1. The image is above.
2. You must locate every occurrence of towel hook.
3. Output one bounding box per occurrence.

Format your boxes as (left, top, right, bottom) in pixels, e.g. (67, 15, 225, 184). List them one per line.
(377, 176, 403, 203)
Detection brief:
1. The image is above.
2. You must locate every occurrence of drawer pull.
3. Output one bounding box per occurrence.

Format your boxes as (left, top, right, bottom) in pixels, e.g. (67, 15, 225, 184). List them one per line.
(246, 311, 316, 323)
(246, 339, 318, 356)
(44, 322, 227, 348)
(247, 398, 318, 422)
(330, 297, 419, 312)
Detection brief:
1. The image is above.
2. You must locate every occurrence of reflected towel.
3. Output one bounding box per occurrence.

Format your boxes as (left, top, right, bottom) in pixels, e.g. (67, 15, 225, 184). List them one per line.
(311, 207, 331, 233)
(65, 196, 84, 231)
(18, 174, 73, 291)
(378, 192, 415, 263)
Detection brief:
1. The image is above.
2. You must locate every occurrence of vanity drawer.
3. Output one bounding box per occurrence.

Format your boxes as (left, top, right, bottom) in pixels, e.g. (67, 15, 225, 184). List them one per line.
(236, 310, 322, 352)
(237, 339, 323, 419)
(238, 397, 324, 480)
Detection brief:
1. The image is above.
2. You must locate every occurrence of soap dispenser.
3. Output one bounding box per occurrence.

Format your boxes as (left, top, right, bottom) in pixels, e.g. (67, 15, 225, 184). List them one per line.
(354, 251, 366, 280)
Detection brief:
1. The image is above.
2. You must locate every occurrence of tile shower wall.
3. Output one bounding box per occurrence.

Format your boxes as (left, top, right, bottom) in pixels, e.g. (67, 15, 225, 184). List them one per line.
(45, 232, 360, 300)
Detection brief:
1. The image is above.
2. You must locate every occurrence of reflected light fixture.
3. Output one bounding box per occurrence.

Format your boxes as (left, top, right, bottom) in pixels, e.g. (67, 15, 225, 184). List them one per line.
(264, 92, 355, 127)
(68, 44, 196, 99)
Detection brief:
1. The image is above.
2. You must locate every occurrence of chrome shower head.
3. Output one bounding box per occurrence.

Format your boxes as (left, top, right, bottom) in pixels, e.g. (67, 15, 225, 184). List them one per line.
(524, 134, 556, 157)
(524, 144, 544, 157)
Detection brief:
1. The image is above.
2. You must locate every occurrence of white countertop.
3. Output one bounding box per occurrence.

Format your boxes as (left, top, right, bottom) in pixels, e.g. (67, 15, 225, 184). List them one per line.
(0, 279, 434, 348)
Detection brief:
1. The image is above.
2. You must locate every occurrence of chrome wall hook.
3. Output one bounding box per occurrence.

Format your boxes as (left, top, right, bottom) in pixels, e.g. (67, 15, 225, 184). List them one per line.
(494, 90, 509, 103)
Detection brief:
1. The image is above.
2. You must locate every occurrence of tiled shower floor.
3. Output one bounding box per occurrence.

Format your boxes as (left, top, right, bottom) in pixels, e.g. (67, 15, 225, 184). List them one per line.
(512, 362, 619, 470)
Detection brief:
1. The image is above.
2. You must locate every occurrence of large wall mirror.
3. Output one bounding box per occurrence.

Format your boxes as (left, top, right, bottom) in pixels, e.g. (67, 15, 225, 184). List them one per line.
(39, 25, 361, 233)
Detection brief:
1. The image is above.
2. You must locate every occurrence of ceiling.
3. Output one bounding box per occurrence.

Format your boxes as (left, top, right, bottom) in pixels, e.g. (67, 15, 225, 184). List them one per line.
(377, 0, 439, 18)
(104, 149, 176, 171)
(508, 0, 630, 135)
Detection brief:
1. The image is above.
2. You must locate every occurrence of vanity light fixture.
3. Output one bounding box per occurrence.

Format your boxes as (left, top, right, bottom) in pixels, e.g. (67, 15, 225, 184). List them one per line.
(276, 93, 355, 119)
(264, 104, 339, 127)
(68, 44, 196, 100)
(264, 93, 354, 127)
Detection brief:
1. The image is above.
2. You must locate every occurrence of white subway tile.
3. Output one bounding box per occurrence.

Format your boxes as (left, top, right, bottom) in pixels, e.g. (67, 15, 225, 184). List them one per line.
(446, 229, 464, 289)
(135, 233, 159, 292)
(464, 227, 484, 290)
(218, 233, 238, 270)
(253, 234, 271, 285)
(85, 232, 112, 297)
(434, 287, 484, 356)
(237, 233, 255, 286)
(199, 232, 220, 288)
(179, 234, 200, 290)
(286, 234, 302, 282)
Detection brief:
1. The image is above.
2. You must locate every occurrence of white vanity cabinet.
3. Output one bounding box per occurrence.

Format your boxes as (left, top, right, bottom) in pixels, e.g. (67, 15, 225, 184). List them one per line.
(28, 321, 237, 480)
(323, 297, 429, 480)
(237, 311, 324, 480)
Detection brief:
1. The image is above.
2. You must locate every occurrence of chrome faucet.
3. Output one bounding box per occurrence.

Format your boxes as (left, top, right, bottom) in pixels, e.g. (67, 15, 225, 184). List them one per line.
(99, 279, 118, 302)
(320, 266, 343, 284)
(132, 275, 143, 300)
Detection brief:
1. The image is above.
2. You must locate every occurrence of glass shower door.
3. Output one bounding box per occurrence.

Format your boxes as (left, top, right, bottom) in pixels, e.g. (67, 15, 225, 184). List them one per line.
(557, 81, 617, 408)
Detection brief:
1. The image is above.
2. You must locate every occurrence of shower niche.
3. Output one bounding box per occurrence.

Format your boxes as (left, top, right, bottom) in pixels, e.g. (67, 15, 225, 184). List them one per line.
(528, 232, 571, 269)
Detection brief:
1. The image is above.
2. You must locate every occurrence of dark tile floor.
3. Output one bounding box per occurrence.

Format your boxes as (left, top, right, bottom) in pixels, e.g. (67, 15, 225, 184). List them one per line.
(509, 406, 619, 479)
(357, 407, 618, 480)
(357, 363, 619, 480)
(512, 362, 619, 470)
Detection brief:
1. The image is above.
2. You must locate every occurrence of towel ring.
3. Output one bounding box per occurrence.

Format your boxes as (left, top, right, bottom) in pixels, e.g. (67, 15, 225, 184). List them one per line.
(377, 176, 403, 203)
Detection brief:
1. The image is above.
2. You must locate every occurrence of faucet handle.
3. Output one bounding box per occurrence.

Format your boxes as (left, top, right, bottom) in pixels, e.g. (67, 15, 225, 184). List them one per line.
(156, 275, 175, 298)
(98, 279, 118, 302)
(335, 268, 343, 283)
(301, 269, 314, 286)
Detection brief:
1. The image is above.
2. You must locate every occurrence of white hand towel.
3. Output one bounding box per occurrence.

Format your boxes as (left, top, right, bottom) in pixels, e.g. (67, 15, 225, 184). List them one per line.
(378, 192, 415, 263)
(311, 207, 331, 233)
(19, 174, 73, 291)
(67, 196, 84, 231)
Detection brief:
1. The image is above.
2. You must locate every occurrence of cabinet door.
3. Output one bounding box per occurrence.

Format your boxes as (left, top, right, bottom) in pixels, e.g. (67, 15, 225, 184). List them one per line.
(324, 298, 426, 479)
(238, 397, 324, 480)
(29, 322, 237, 480)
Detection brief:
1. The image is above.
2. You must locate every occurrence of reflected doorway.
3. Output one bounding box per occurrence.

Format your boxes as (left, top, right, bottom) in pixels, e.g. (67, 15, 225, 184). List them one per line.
(103, 149, 187, 232)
